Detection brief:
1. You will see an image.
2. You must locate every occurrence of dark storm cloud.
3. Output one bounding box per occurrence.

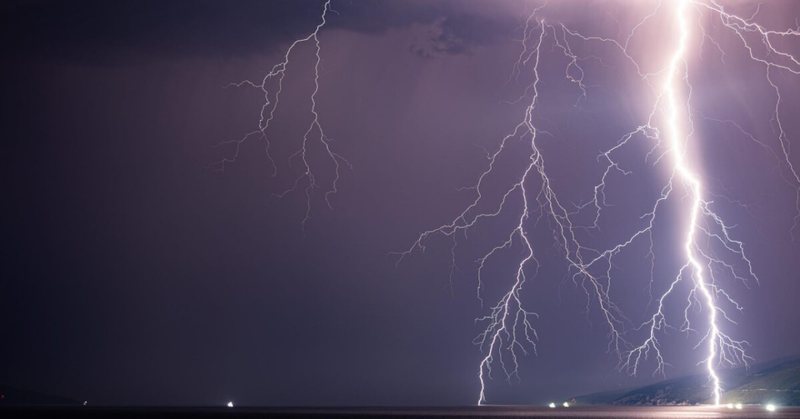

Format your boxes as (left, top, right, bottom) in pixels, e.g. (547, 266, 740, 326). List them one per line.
(1, 0, 518, 64)
(335, 0, 517, 58)
(1, 0, 333, 62)
(409, 13, 512, 58)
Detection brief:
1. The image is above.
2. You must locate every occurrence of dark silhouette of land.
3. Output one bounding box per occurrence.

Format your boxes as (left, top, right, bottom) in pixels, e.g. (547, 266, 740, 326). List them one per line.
(575, 356, 800, 406)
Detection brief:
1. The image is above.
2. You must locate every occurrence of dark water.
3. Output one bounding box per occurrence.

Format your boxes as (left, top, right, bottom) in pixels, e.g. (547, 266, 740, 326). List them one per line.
(3, 405, 799, 418)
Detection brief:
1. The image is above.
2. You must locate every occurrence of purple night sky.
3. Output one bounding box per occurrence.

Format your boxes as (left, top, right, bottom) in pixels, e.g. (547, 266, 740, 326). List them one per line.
(2, 0, 800, 407)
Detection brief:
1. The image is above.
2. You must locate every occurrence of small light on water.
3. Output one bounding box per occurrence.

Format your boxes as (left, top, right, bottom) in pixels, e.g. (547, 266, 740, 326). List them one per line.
(227, 401, 234, 408)
(735, 403, 743, 410)
(547, 402, 556, 408)
(765, 403, 777, 412)
(562, 402, 570, 408)
(726, 403, 734, 409)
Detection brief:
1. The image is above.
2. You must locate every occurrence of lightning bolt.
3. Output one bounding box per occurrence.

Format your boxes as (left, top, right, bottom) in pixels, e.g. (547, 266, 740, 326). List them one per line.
(213, 0, 349, 229)
(397, 6, 627, 404)
(617, 0, 799, 405)
(620, 0, 736, 404)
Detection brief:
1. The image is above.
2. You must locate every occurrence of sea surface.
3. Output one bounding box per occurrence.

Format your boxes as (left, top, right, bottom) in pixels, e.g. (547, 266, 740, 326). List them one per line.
(3, 405, 800, 418)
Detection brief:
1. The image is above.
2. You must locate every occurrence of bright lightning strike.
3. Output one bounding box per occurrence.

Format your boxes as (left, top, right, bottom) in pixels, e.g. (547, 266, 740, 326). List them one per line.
(213, 0, 349, 229)
(619, 0, 799, 406)
(656, 0, 724, 404)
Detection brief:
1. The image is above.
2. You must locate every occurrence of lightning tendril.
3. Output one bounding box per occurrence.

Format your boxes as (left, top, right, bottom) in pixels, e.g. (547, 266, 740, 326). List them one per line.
(214, 0, 349, 230)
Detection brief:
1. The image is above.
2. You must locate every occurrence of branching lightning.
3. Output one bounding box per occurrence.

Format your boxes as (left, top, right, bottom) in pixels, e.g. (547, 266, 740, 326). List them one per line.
(397, 7, 630, 405)
(620, 1, 741, 405)
(214, 0, 349, 229)
(608, 0, 799, 406)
